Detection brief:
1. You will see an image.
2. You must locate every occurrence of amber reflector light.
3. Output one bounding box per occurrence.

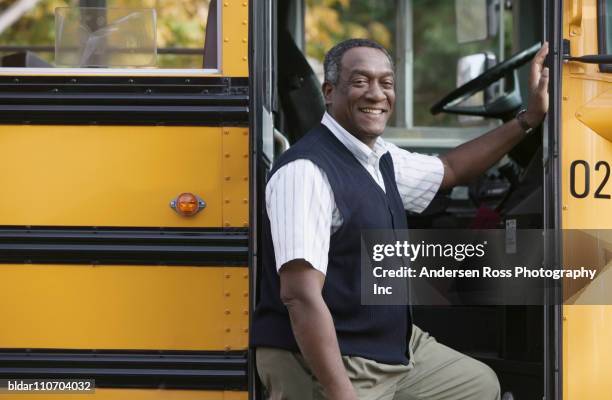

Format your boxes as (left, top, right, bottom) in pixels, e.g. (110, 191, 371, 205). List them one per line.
(176, 192, 200, 216)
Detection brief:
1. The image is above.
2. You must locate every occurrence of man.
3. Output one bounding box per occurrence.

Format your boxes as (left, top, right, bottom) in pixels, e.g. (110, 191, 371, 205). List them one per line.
(252, 38, 549, 400)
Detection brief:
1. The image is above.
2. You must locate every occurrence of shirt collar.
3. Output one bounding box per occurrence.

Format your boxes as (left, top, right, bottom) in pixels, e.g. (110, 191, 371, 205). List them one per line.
(321, 112, 387, 166)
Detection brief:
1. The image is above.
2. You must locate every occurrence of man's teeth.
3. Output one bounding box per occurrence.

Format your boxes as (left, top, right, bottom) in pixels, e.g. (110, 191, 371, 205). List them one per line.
(361, 108, 383, 114)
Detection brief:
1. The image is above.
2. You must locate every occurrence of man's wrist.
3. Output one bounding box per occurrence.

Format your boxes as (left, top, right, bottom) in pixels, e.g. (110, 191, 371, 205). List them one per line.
(516, 109, 543, 135)
(523, 109, 545, 129)
(324, 375, 356, 399)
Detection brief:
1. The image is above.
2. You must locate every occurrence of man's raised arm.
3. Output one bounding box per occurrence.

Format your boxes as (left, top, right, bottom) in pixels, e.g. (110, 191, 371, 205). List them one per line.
(279, 260, 357, 400)
(439, 42, 550, 190)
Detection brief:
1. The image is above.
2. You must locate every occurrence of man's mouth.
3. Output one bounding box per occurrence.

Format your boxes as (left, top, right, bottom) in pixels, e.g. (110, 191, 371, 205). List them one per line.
(359, 107, 386, 115)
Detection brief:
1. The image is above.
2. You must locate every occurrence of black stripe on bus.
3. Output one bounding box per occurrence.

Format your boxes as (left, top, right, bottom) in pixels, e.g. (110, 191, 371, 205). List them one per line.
(0, 76, 249, 125)
(0, 227, 248, 266)
(0, 350, 247, 390)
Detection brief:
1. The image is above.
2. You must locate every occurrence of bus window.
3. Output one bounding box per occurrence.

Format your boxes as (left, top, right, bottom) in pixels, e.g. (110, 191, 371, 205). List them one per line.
(0, 0, 218, 72)
(305, 0, 512, 139)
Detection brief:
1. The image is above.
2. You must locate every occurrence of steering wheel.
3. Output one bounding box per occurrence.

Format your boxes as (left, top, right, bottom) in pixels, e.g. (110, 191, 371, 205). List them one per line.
(430, 43, 541, 121)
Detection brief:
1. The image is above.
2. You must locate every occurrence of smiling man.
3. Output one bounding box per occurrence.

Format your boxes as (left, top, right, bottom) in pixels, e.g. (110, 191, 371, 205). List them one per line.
(252, 39, 549, 400)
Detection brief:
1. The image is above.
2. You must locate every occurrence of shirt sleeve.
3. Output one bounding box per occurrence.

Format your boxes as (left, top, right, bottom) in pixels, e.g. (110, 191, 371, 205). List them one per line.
(265, 159, 334, 275)
(385, 141, 445, 213)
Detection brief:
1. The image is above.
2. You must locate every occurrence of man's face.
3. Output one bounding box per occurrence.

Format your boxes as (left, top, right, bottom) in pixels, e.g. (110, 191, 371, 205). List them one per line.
(323, 47, 395, 144)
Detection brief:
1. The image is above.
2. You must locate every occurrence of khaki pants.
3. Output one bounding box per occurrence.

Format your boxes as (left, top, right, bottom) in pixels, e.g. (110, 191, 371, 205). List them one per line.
(256, 325, 500, 400)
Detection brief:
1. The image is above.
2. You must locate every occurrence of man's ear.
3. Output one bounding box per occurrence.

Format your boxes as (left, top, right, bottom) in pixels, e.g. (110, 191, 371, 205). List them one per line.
(322, 81, 334, 108)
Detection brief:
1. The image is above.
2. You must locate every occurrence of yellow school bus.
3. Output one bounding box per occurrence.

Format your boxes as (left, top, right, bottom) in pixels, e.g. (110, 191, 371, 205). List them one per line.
(0, 0, 610, 399)
(0, 0, 250, 399)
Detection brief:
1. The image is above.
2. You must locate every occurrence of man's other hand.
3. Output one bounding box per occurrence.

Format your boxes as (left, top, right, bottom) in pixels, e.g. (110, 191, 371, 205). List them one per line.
(525, 42, 550, 127)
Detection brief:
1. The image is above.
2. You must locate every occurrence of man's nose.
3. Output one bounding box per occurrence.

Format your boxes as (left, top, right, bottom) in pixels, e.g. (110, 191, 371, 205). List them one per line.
(366, 82, 386, 102)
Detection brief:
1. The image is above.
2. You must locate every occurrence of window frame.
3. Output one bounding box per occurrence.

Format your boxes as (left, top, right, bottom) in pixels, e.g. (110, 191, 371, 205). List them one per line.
(598, 0, 612, 73)
(0, 1, 222, 77)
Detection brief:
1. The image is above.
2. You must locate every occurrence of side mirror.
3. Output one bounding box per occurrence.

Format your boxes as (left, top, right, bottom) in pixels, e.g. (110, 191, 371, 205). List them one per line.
(449, 51, 522, 121)
(456, 52, 499, 123)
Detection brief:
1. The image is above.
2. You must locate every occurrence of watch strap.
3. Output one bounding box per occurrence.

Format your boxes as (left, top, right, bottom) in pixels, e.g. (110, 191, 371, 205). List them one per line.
(516, 109, 534, 135)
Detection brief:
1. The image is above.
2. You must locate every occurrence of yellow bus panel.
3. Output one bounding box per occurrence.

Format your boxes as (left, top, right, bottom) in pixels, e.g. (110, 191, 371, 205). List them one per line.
(0, 126, 248, 228)
(563, 306, 612, 399)
(221, 0, 249, 77)
(0, 265, 248, 351)
(562, 1, 612, 399)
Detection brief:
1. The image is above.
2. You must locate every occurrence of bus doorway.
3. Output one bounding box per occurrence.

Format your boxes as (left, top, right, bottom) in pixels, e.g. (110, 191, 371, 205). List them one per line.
(266, 0, 552, 398)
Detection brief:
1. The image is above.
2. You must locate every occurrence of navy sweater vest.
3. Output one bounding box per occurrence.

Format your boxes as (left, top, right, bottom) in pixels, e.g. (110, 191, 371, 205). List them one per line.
(252, 124, 411, 365)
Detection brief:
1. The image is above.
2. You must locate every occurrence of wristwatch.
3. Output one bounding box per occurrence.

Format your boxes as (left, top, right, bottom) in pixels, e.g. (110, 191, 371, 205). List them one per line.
(515, 109, 534, 135)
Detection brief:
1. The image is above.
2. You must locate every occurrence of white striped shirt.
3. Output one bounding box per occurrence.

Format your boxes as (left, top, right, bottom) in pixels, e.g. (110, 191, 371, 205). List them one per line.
(266, 112, 444, 274)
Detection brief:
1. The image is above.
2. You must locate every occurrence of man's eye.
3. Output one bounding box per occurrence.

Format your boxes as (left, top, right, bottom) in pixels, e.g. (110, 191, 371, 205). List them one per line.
(382, 81, 394, 88)
(353, 80, 367, 86)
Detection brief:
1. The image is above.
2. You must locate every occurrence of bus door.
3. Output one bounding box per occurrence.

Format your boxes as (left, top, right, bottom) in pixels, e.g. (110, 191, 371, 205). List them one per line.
(559, 0, 612, 399)
(0, 1, 250, 399)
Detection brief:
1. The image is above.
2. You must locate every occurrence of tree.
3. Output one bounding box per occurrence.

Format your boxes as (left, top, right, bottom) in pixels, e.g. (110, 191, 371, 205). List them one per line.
(305, 0, 393, 63)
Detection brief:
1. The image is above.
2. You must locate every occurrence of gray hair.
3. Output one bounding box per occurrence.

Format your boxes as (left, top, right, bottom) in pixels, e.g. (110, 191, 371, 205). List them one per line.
(323, 38, 394, 85)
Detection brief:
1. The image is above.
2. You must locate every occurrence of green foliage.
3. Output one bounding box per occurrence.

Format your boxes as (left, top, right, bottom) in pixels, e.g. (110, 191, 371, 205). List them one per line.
(411, 0, 501, 126)
(305, 0, 395, 63)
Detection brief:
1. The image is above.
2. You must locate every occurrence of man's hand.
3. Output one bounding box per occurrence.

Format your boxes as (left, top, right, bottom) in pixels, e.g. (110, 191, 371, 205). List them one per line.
(439, 41, 551, 190)
(525, 42, 550, 127)
(280, 260, 358, 400)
